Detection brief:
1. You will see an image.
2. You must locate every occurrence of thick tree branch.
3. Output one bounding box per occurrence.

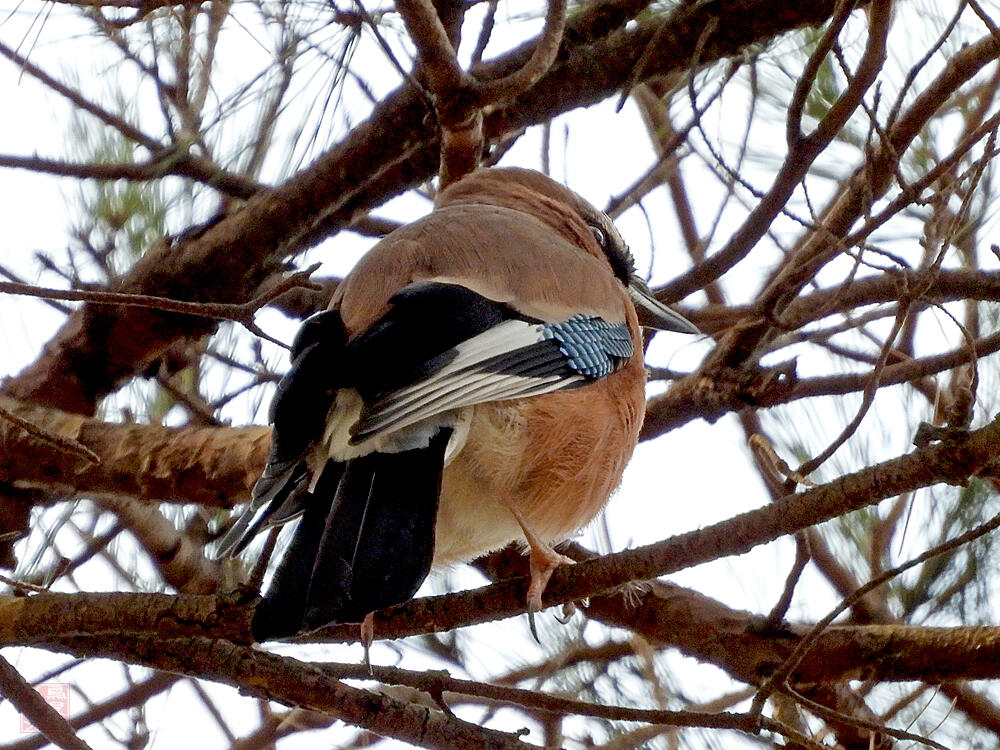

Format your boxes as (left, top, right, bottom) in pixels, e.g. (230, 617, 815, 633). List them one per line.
(0, 396, 267, 507)
(395, 0, 481, 184)
(6, 585, 1000, 686)
(3, 0, 855, 417)
(47, 636, 538, 750)
(3, 413, 1000, 686)
(641, 328, 1000, 439)
(317, 412, 1000, 641)
(4, 325, 998, 506)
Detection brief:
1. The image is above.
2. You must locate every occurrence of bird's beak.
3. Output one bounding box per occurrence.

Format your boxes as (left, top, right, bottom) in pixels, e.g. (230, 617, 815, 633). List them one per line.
(628, 279, 699, 334)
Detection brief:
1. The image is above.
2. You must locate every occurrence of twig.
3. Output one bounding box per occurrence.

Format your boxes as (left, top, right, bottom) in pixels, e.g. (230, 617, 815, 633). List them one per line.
(785, 0, 856, 147)
(752, 509, 1000, 716)
(0, 263, 321, 345)
(320, 659, 766, 731)
(779, 330, 1000, 403)
(0, 152, 260, 199)
(968, 0, 1000, 38)
(795, 296, 912, 477)
(0, 572, 50, 594)
(885, 1, 966, 129)
(354, 0, 428, 100)
(617, 8, 700, 112)
(0, 264, 70, 314)
(748, 434, 818, 489)
(2, 672, 180, 750)
(657, 0, 891, 304)
(470, 0, 499, 66)
(0, 404, 100, 464)
(472, 0, 566, 104)
(247, 528, 281, 593)
(607, 61, 739, 219)
(762, 532, 811, 630)
(0, 39, 158, 150)
(0, 653, 95, 750)
(781, 684, 948, 750)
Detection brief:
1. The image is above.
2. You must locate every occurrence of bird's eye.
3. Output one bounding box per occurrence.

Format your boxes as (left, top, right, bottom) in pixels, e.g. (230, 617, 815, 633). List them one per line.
(587, 220, 635, 285)
(589, 224, 608, 249)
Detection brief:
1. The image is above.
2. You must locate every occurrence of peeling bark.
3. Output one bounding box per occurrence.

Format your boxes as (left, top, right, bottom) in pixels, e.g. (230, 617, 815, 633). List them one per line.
(0, 396, 267, 507)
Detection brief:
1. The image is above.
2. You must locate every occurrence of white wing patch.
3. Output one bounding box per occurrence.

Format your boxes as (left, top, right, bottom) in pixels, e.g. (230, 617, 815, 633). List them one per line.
(351, 319, 583, 443)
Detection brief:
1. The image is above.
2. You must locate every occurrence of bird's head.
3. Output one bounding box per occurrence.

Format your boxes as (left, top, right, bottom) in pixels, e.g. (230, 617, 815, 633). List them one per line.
(437, 168, 698, 335)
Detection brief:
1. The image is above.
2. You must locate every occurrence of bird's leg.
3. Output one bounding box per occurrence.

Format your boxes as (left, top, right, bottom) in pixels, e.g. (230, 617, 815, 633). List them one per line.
(505, 506, 574, 638)
(361, 612, 375, 675)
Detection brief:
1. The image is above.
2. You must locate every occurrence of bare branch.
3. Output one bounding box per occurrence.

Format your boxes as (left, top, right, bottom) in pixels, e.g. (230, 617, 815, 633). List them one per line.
(396, 0, 465, 94)
(471, 0, 567, 104)
(0, 404, 100, 464)
(0, 653, 94, 750)
(0, 395, 267, 507)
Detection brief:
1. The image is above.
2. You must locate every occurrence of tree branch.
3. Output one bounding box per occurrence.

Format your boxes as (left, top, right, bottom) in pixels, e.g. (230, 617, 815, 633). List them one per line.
(3, 0, 856, 417)
(0, 396, 267, 507)
(3, 414, 999, 687)
(0, 654, 94, 750)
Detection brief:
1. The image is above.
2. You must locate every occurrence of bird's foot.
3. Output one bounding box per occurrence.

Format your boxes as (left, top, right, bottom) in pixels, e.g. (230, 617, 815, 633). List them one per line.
(361, 612, 375, 675)
(509, 510, 574, 641)
(525, 549, 575, 641)
(504, 506, 574, 639)
(526, 540, 575, 615)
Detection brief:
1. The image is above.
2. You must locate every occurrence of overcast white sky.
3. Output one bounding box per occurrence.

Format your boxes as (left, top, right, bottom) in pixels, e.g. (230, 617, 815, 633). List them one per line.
(0, 1, 958, 746)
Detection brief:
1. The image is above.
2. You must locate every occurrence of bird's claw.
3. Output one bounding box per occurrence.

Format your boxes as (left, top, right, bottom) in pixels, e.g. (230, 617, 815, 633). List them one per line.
(507, 506, 577, 642)
(556, 601, 577, 624)
(526, 593, 576, 641)
(524, 544, 575, 641)
(527, 606, 541, 643)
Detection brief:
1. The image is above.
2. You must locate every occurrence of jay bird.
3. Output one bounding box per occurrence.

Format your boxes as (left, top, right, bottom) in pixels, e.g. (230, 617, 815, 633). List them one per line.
(217, 167, 697, 641)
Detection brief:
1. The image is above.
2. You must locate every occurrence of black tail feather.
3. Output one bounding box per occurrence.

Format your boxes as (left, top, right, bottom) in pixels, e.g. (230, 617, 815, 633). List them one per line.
(252, 429, 451, 641)
(251, 462, 345, 640)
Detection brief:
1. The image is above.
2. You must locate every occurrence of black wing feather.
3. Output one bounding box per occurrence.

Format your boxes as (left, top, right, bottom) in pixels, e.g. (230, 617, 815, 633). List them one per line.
(214, 310, 347, 558)
(251, 430, 450, 639)
(346, 281, 524, 401)
(226, 281, 633, 638)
